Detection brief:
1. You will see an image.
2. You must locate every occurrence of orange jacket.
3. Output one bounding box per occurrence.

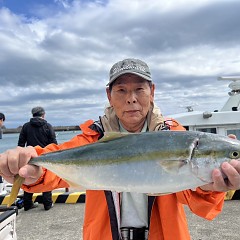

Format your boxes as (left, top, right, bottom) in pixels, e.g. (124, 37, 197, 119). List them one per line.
(22, 119, 225, 240)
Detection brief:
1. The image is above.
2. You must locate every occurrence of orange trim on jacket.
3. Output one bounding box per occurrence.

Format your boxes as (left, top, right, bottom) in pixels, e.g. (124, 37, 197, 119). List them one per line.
(22, 119, 225, 240)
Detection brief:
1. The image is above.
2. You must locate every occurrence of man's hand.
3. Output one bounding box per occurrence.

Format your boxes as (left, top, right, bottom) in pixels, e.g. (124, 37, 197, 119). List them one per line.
(200, 159, 240, 192)
(0, 146, 43, 185)
(200, 134, 240, 192)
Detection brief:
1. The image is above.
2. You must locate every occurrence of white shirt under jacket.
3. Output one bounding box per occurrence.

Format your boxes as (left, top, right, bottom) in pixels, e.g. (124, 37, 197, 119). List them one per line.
(119, 121, 148, 228)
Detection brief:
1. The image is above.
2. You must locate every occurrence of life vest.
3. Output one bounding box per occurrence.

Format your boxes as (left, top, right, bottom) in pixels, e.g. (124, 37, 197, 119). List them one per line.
(163, 118, 186, 131)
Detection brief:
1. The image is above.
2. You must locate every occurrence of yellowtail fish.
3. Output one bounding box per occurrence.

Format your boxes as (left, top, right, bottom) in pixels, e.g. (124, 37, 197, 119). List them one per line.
(8, 131, 240, 206)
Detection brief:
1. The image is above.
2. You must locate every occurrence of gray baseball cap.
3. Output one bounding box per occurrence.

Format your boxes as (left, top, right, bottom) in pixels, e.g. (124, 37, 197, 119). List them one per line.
(107, 58, 152, 86)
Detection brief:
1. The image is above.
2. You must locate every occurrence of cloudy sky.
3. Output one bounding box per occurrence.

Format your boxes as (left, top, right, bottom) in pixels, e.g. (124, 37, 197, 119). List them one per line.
(0, 0, 240, 128)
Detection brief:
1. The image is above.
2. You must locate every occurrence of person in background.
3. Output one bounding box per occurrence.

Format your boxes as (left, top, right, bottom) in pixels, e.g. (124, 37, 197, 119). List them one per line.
(0, 112, 6, 194)
(0, 59, 240, 240)
(0, 112, 5, 140)
(18, 107, 57, 211)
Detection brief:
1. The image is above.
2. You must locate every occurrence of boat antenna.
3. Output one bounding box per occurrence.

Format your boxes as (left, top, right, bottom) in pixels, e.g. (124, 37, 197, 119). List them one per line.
(218, 76, 240, 111)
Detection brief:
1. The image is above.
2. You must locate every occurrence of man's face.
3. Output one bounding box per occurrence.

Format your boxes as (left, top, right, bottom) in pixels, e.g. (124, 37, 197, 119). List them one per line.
(0, 119, 4, 127)
(107, 73, 155, 132)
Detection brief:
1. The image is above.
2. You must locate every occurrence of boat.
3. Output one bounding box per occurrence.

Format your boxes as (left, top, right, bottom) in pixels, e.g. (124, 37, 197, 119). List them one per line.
(168, 76, 240, 200)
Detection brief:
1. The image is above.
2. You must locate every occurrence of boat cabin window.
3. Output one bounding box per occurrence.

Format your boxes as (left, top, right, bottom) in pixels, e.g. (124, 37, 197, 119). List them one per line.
(227, 129, 240, 139)
(196, 128, 217, 134)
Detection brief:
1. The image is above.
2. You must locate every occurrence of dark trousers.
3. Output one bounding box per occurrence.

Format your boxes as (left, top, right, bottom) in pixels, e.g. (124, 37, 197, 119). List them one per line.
(23, 191, 52, 208)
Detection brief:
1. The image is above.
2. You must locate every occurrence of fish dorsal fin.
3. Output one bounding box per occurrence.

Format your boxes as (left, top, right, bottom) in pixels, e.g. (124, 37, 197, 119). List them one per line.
(98, 132, 129, 143)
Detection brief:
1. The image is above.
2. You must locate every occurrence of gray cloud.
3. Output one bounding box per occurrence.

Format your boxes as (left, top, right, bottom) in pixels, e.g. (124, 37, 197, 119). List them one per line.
(0, 0, 240, 128)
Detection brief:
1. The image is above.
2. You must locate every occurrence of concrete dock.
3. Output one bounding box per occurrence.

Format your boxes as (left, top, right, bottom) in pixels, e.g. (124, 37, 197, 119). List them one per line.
(15, 200, 240, 240)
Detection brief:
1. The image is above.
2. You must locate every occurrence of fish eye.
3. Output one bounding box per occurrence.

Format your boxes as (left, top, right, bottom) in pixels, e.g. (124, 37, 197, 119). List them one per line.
(230, 151, 240, 159)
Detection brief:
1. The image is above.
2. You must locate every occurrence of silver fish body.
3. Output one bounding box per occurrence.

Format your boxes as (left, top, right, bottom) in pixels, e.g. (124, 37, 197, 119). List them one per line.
(29, 131, 240, 193)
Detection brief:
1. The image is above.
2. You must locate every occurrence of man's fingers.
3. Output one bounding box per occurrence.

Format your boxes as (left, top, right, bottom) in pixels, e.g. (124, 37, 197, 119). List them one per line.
(18, 146, 38, 169)
(228, 134, 237, 139)
(7, 147, 23, 175)
(229, 160, 240, 173)
(0, 146, 39, 185)
(19, 165, 43, 185)
(19, 164, 41, 178)
(211, 169, 227, 192)
(0, 175, 14, 185)
(220, 162, 240, 190)
(0, 150, 15, 177)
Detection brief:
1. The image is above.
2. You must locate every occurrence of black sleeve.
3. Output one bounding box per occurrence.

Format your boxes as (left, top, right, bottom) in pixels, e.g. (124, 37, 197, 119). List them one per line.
(18, 125, 27, 147)
(47, 123, 58, 144)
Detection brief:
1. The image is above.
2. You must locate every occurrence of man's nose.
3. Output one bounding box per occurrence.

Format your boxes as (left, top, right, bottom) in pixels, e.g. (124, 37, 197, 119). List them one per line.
(126, 91, 137, 104)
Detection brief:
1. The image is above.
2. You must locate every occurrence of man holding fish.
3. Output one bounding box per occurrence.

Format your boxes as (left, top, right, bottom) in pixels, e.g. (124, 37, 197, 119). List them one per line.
(0, 58, 240, 240)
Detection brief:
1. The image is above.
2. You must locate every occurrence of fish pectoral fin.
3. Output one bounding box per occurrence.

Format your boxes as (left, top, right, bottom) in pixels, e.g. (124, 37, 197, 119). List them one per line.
(98, 132, 129, 142)
(160, 160, 187, 173)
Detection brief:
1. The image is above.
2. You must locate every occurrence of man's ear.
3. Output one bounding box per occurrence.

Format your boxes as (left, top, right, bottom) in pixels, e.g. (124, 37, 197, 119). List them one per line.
(150, 83, 155, 102)
(106, 87, 111, 103)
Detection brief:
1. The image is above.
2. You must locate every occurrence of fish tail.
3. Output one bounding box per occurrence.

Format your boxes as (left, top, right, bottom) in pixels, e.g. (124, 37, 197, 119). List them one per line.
(7, 174, 25, 207)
